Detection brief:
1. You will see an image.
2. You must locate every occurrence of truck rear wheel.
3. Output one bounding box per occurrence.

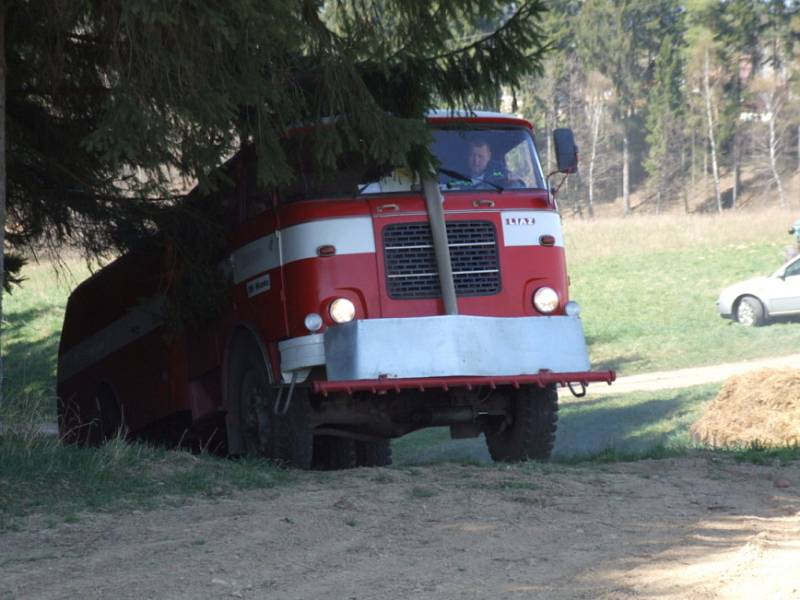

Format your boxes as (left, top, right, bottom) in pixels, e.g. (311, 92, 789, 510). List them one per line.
(89, 383, 124, 445)
(60, 383, 123, 447)
(228, 338, 312, 468)
(312, 436, 358, 470)
(484, 384, 558, 462)
(355, 440, 393, 467)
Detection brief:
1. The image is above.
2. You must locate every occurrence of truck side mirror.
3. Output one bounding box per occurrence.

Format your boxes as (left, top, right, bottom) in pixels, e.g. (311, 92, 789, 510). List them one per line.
(553, 128, 578, 174)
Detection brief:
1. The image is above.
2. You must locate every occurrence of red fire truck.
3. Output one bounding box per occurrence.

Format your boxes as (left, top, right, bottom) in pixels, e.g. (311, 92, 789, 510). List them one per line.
(57, 111, 615, 468)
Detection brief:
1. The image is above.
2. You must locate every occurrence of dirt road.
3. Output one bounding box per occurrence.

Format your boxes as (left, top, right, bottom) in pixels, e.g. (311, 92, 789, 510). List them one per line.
(4, 356, 800, 599)
(2, 458, 799, 600)
(586, 353, 800, 396)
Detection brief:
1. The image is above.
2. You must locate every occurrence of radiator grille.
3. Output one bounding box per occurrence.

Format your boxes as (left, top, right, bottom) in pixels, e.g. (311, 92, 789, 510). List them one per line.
(383, 221, 501, 299)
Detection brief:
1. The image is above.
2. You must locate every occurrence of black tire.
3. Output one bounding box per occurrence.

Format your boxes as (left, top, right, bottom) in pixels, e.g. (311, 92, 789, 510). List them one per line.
(312, 435, 358, 470)
(735, 296, 765, 327)
(484, 384, 559, 462)
(355, 440, 393, 467)
(92, 383, 124, 444)
(63, 383, 123, 447)
(57, 395, 84, 445)
(227, 337, 312, 468)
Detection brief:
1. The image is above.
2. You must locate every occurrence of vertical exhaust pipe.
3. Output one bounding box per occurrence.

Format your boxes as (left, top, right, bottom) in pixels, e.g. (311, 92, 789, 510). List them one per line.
(422, 177, 458, 315)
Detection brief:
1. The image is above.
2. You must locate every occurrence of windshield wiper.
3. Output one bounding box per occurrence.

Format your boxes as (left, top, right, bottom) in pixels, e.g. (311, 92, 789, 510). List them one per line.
(437, 167, 504, 192)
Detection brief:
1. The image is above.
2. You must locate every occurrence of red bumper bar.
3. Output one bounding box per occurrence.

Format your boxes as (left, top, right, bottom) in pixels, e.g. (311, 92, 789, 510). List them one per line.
(311, 370, 616, 397)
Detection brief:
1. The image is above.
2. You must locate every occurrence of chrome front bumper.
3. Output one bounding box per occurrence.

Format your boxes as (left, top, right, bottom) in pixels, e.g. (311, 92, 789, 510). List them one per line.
(279, 315, 592, 382)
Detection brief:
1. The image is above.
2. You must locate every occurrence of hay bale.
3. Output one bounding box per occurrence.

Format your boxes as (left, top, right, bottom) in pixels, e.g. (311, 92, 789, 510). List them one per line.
(690, 368, 800, 447)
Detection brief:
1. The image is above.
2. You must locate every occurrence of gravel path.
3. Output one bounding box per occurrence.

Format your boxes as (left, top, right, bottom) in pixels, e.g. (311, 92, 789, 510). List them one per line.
(586, 353, 800, 396)
(3, 458, 799, 600)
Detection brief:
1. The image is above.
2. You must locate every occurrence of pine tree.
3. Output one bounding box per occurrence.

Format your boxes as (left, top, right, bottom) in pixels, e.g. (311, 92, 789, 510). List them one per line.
(576, 0, 683, 215)
(716, 0, 764, 208)
(644, 34, 685, 213)
(1, 0, 550, 401)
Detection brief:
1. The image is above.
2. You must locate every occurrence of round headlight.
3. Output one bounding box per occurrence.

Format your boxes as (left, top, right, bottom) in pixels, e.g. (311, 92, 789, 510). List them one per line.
(564, 301, 581, 317)
(304, 312, 323, 332)
(329, 298, 356, 323)
(533, 287, 559, 314)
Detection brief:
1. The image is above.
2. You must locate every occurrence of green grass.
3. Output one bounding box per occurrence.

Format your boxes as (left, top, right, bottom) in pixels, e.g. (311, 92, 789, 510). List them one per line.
(393, 381, 800, 467)
(556, 383, 721, 456)
(1, 212, 799, 526)
(0, 408, 292, 531)
(571, 242, 800, 375)
(4, 212, 798, 419)
(3, 259, 91, 418)
(729, 442, 800, 465)
(392, 384, 722, 466)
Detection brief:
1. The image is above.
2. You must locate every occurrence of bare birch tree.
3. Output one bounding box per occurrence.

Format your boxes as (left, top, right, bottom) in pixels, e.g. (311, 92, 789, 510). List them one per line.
(583, 71, 613, 218)
(703, 48, 723, 212)
(750, 73, 789, 208)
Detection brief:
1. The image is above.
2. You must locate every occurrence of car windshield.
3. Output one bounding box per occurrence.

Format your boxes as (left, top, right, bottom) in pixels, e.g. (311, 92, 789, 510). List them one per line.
(776, 256, 800, 278)
(279, 125, 545, 202)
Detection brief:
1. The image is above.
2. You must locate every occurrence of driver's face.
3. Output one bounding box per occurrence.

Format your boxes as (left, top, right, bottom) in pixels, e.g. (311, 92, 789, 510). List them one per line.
(467, 143, 491, 177)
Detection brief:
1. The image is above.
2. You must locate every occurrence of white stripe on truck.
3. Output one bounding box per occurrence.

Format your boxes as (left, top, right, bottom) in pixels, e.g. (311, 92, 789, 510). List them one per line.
(59, 217, 377, 381)
(58, 297, 165, 383)
(232, 216, 376, 284)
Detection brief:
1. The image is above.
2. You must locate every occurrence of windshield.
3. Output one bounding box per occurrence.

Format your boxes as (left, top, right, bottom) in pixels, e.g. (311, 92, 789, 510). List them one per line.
(432, 127, 546, 191)
(279, 125, 545, 202)
(359, 126, 546, 195)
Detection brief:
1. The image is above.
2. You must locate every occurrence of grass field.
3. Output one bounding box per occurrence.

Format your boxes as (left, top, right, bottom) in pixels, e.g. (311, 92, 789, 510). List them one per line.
(3, 259, 91, 411)
(3, 209, 798, 411)
(2, 209, 799, 526)
(392, 383, 721, 465)
(567, 210, 800, 374)
(0, 412, 291, 531)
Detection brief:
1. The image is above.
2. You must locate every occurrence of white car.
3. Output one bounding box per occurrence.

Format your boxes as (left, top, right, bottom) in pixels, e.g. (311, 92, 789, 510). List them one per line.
(717, 255, 800, 326)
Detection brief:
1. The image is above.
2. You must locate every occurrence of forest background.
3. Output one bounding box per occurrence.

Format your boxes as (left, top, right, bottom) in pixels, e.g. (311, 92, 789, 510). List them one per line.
(520, 0, 800, 217)
(517, 0, 800, 218)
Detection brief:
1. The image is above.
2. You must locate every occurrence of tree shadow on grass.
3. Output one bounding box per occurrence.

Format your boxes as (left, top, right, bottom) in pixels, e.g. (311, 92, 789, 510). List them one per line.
(2, 307, 62, 416)
(392, 386, 718, 466)
(554, 386, 717, 458)
(590, 353, 645, 373)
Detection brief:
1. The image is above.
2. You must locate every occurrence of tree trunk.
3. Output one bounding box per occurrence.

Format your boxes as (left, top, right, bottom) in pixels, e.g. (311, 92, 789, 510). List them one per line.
(587, 103, 600, 219)
(622, 129, 630, 216)
(690, 129, 695, 203)
(0, 4, 7, 406)
(545, 109, 553, 175)
(732, 132, 740, 210)
(681, 146, 689, 213)
(703, 145, 707, 188)
(768, 113, 786, 208)
(703, 49, 722, 212)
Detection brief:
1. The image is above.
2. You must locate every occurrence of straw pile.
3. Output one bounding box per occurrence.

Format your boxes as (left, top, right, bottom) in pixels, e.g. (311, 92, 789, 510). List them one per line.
(690, 369, 800, 447)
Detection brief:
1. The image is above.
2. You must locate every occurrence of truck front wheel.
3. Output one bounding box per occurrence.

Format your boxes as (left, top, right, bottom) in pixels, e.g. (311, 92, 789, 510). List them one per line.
(484, 384, 559, 462)
(228, 338, 312, 468)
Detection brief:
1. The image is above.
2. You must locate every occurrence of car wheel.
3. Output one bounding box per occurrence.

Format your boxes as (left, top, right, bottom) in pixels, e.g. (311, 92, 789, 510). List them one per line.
(735, 296, 765, 327)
